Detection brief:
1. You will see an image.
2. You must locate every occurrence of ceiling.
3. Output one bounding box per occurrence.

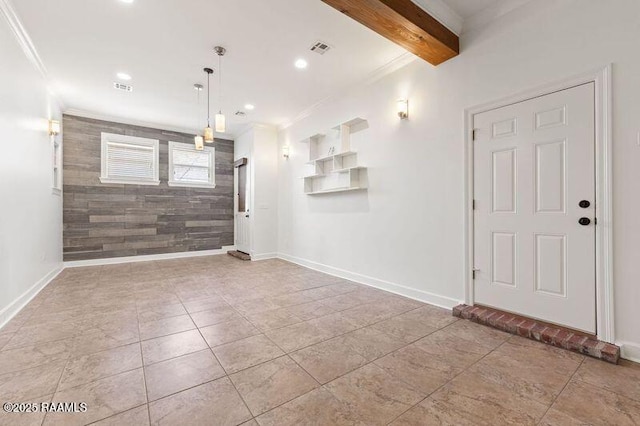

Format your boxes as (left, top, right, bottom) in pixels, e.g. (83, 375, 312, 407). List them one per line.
(442, 0, 503, 19)
(12, 0, 408, 136)
(11, 0, 514, 137)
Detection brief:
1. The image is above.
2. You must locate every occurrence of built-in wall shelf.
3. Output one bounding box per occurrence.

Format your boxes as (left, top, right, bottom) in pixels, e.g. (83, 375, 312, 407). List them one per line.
(300, 118, 369, 195)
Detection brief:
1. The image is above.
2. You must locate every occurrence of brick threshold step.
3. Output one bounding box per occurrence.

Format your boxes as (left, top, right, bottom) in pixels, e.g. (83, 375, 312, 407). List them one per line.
(453, 304, 620, 364)
(227, 250, 251, 261)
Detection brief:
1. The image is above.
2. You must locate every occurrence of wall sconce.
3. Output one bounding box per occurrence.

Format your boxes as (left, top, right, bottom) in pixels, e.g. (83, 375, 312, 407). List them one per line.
(283, 145, 290, 159)
(397, 99, 409, 120)
(49, 120, 61, 136)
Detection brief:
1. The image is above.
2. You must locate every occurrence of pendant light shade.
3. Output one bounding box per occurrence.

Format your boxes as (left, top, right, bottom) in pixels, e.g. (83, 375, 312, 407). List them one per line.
(215, 113, 226, 133)
(194, 135, 204, 151)
(203, 67, 215, 143)
(214, 46, 227, 134)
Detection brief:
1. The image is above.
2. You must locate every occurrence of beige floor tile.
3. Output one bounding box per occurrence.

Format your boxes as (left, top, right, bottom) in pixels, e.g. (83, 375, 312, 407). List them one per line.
(468, 337, 582, 405)
(550, 380, 640, 425)
(282, 300, 336, 320)
(390, 398, 484, 426)
(427, 370, 549, 425)
(148, 377, 252, 426)
(181, 297, 230, 314)
(245, 309, 303, 331)
(0, 333, 14, 350)
(213, 334, 284, 374)
(371, 311, 441, 344)
(65, 326, 140, 357)
(325, 363, 424, 425)
(413, 328, 499, 369)
(139, 315, 195, 341)
(374, 345, 458, 395)
(199, 317, 260, 348)
(44, 369, 147, 426)
(141, 330, 207, 365)
(137, 303, 187, 323)
(574, 357, 640, 402)
(439, 320, 510, 350)
(337, 326, 407, 361)
(0, 361, 66, 402)
(91, 405, 150, 426)
(229, 355, 317, 415)
(338, 303, 399, 328)
(189, 306, 241, 328)
(264, 321, 328, 353)
(58, 343, 142, 391)
(0, 341, 70, 375)
(307, 312, 360, 338)
(290, 339, 368, 384)
(256, 387, 362, 426)
(538, 408, 590, 426)
(144, 349, 225, 401)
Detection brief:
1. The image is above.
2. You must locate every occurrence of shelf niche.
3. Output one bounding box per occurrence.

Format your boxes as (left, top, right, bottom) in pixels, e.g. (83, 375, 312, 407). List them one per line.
(300, 118, 368, 195)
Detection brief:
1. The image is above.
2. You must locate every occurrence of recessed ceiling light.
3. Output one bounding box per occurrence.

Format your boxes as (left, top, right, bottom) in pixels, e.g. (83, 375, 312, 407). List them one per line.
(116, 72, 132, 81)
(244, 104, 255, 110)
(294, 59, 308, 69)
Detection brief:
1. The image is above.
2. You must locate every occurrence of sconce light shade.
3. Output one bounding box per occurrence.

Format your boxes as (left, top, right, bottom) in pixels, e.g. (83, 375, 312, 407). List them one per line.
(397, 99, 409, 120)
(215, 113, 226, 133)
(194, 135, 204, 151)
(283, 145, 290, 159)
(204, 127, 214, 143)
(49, 120, 61, 136)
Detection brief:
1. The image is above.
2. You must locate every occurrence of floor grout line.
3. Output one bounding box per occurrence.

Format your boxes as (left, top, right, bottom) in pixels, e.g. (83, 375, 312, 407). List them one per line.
(535, 357, 586, 425)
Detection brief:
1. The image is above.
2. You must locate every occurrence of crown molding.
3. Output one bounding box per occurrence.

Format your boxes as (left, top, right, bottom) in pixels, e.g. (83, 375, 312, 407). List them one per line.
(0, 0, 66, 110)
(279, 51, 418, 131)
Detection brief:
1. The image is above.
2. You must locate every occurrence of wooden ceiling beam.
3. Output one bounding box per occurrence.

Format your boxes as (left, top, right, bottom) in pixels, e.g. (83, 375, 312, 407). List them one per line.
(321, 0, 459, 65)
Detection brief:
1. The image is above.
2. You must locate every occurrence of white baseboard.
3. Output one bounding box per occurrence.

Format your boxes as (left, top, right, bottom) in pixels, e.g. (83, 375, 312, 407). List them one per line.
(0, 265, 63, 330)
(277, 253, 462, 310)
(251, 252, 278, 261)
(617, 341, 640, 363)
(64, 246, 236, 268)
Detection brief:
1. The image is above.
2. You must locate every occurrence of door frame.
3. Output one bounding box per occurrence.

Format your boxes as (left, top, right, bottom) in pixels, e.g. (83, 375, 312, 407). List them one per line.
(463, 65, 614, 343)
(234, 157, 251, 255)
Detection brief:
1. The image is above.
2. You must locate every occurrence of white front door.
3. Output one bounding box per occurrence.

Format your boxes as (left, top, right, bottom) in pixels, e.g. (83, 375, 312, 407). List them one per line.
(235, 160, 251, 254)
(473, 83, 596, 333)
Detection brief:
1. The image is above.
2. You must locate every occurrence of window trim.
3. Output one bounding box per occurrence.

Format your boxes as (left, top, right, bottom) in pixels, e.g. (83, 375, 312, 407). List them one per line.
(167, 141, 216, 189)
(100, 133, 160, 186)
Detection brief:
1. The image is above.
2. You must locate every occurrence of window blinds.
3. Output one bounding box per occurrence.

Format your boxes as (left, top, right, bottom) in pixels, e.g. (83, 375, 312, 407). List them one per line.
(106, 142, 156, 180)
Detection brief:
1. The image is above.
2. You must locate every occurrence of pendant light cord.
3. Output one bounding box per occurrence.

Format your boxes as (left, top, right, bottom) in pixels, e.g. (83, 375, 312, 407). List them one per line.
(218, 53, 222, 114)
(207, 72, 211, 126)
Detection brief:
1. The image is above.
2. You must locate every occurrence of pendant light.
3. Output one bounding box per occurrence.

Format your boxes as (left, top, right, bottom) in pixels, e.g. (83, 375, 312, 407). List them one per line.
(203, 67, 214, 143)
(193, 84, 204, 150)
(214, 46, 227, 133)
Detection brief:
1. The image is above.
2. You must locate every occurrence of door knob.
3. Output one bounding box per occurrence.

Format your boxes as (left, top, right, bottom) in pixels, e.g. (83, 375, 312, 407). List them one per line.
(579, 200, 591, 208)
(578, 217, 591, 226)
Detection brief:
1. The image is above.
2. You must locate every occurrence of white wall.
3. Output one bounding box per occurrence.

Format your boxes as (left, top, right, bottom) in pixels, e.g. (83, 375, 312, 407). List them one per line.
(278, 0, 640, 359)
(0, 12, 63, 326)
(235, 125, 279, 259)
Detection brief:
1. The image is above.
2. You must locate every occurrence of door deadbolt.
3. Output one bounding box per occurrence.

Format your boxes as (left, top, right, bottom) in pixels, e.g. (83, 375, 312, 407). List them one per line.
(579, 200, 591, 208)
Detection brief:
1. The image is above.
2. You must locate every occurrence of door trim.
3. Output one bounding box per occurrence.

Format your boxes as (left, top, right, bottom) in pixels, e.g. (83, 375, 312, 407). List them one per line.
(463, 65, 614, 343)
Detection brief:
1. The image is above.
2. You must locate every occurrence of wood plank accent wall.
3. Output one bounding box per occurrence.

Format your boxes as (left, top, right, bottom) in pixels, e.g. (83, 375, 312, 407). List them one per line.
(62, 115, 234, 261)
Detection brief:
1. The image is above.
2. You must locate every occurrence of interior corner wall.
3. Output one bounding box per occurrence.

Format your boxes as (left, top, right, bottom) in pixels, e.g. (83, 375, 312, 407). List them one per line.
(235, 125, 279, 259)
(0, 15, 63, 325)
(277, 0, 640, 359)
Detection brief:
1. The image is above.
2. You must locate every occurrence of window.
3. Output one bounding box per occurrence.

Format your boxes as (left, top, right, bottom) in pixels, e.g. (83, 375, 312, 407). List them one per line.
(168, 142, 215, 188)
(100, 133, 159, 185)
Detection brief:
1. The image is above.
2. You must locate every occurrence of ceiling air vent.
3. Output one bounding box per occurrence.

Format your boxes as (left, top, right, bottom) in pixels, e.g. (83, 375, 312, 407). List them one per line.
(310, 41, 331, 55)
(235, 111, 246, 117)
(113, 82, 133, 92)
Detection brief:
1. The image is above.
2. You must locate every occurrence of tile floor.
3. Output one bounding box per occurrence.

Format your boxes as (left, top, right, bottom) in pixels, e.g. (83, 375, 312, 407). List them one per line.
(0, 256, 638, 425)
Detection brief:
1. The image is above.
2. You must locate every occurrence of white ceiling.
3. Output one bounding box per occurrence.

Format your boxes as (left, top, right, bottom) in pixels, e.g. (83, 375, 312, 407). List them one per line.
(12, 0, 409, 136)
(11, 0, 516, 136)
(442, 0, 503, 19)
